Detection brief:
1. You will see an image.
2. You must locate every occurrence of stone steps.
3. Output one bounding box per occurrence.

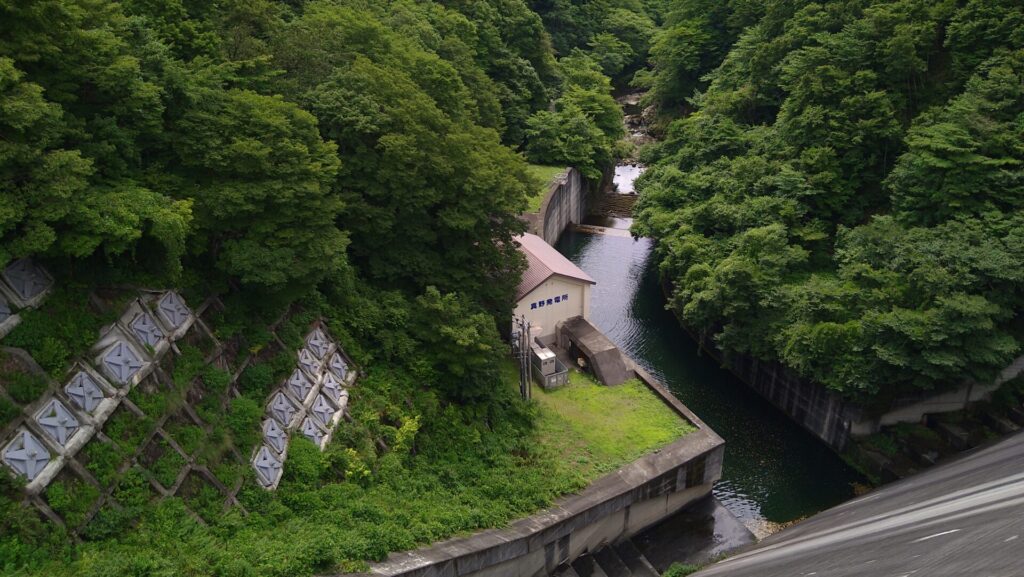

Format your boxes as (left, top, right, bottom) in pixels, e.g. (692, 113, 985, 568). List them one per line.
(553, 563, 582, 577)
(572, 554, 610, 577)
(614, 540, 659, 577)
(594, 545, 632, 577)
(563, 539, 661, 577)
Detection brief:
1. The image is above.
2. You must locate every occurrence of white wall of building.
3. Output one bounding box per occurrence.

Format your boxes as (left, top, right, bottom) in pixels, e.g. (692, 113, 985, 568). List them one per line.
(514, 276, 590, 339)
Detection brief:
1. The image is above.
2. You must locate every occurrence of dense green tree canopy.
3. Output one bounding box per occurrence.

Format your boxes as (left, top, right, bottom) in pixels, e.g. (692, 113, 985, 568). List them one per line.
(530, 0, 657, 85)
(636, 0, 1024, 399)
(0, 0, 583, 308)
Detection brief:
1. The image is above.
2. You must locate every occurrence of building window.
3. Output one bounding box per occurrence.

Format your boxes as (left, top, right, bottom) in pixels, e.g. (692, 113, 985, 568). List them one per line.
(554, 296, 561, 303)
(547, 299, 553, 305)
(530, 303, 537, 310)
(563, 294, 569, 301)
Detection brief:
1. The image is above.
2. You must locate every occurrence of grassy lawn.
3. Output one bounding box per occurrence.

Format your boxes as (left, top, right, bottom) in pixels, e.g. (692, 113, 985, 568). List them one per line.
(525, 164, 567, 212)
(531, 368, 695, 480)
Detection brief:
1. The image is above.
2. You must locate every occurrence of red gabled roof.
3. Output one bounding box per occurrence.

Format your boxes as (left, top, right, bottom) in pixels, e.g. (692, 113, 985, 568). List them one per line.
(515, 233, 595, 301)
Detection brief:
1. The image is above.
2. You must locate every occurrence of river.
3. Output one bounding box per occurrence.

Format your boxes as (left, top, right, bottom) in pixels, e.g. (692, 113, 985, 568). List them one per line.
(554, 161, 862, 531)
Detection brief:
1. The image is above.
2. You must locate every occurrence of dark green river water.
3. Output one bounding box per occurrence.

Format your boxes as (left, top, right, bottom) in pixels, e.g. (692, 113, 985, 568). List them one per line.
(556, 229, 862, 526)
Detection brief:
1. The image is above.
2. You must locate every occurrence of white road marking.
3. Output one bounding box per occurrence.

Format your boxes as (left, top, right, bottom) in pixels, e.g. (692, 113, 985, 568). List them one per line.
(912, 529, 961, 542)
(701, 488, 1024, 573)
(1005, 535, 1018, 542)
(720, 471, 1024, 564)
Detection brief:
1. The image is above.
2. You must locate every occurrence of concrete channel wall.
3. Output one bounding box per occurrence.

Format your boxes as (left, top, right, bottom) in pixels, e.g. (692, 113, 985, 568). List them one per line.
(690, 320, 1024, 452)
(528, 168, 588, 246)
(339, 398, 723, 577)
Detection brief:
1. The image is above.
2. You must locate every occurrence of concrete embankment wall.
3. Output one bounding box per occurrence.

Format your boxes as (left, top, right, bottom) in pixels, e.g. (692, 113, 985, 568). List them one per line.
(711, 348, 864, 451)
(685, 312, 1024, 452)
(343, 407, 724, 577)
(531, 168, 588, 245)
(525, 166, 618, 245)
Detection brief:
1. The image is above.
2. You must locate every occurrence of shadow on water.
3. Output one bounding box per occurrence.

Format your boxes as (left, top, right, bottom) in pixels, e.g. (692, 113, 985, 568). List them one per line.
(556, 229, 862, 525)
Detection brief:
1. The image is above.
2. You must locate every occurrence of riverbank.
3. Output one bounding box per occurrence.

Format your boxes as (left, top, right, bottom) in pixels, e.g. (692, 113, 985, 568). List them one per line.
(556, 230, 862, 529)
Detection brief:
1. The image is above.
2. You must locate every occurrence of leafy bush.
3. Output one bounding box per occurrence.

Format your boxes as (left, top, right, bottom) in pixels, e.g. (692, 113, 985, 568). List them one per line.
(238, 362, 275, 399)
(45, 478, 99, 528)
(167, 423, 205, 457)
(200, 366, 232, 397)
(172, 345, 206, 390)
(3, 371, 49, 405)
(81, 441, 123, 487)
(185, 481, 225, 523)
(128, 386, 169, 417)
(103, 409, 151, 456)
(280, 438, 323, 491)
(863, 434, 899, 457)
(3, 289, 109, 377)
(148, 440, 186, 489)
(226, 397, 263, 451)
(0, 395, 20, 427)
(112, 467, 153, 513)
(662, 563, 702, 577)
(80, 506, 136, 542)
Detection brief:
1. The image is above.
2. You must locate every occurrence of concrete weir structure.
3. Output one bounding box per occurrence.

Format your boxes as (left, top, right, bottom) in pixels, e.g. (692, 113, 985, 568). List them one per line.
(336, 388, 724, 577)
(521, 168, 591, 246)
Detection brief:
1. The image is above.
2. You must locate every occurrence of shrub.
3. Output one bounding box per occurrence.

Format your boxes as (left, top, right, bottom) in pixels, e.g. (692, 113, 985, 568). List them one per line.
(82, 441, 124, 487)
(863, 434, 899, 457)
(148, 440, 186, 489)
(281, 438, 322, 490)
(3, 371, 49, 405)
(172, 345, 205, 390)
(112, 467, 153, 512)
(200, 366, 232, 397)
(80, 506, 137, 542)
(128, 386, 169, 417)
(45, 478, 99, 528)
(0, 396, 20, 427)
(186, 482, 225, 523)
(238, 363, 274, 399)
(104, 409, 151, 455)
(167, 423, 205, 456)
(662, 563, 702, 577)
(4, 289, 109, 377)
(226, 397, 262, 451)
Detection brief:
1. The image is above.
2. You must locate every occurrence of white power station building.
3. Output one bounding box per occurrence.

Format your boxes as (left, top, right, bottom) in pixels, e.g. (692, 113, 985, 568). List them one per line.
(513, 233, 595, 341)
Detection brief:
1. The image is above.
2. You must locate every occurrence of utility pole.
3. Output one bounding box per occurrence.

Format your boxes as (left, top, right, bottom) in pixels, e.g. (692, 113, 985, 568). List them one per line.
(513, 315, 532, 401)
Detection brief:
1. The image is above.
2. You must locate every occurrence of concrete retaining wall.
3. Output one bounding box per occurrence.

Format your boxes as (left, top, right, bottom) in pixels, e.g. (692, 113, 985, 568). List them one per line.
(688, 318, 1024, 452)
(337, 368, 724, 577)
(715, 349, 864, 450)
(533, 168, 588, 245)
(877, 354, 1024, 428)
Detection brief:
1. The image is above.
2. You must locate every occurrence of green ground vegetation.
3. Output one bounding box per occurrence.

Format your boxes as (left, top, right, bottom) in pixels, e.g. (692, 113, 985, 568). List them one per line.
(524, 164, 567, 212)
(534, 370, 693, 478)
(2, 341, 688, 577)
(662, 563, 703, 577)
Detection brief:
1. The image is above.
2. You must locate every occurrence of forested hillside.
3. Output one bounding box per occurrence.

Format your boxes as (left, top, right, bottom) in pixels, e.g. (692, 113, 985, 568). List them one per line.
(634, 0, 1024, 400)
(0, 1, 636, 575)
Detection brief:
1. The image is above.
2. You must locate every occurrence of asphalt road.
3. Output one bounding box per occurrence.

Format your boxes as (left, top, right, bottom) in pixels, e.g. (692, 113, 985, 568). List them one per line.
(695, 431, 1024, 577)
